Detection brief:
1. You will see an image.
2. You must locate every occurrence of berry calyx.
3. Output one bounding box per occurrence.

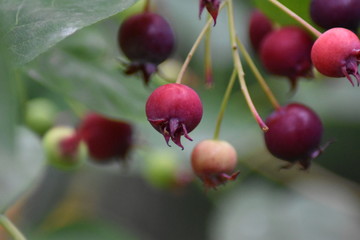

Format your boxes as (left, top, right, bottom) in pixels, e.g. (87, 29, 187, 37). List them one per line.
(248, 9, 274, 51)
(191, 139, 239, 189)
(199, 0, 221, 25)
(259, 26, 314, 90)
(264, 103, 324, 169)
(311, 27, 360, 86)
(43, 127, 88, 170)
(118, 12, 175, 85)
(76, 113, 133, 163)
(145, 83, 203, 149)
(310, 0, 360, 33)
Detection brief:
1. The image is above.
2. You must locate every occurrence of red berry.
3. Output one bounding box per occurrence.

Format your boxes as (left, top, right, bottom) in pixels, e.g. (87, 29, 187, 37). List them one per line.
(77, 113, 133, 162)
(145, 83, 203, 149)
(260, 26, 314, 90)
(264, 103, 323, 169)
(248, 9, 273, 51)
(118, 12, 175, 84)
(199, 0, 221, 25)
(191, 139, 239, 189)
(310, 0, 360, 32)
(311, 27, 360, 86)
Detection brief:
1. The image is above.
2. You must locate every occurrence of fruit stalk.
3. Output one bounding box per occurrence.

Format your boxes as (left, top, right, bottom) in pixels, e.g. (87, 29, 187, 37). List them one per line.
(268, 0, 321, 37)
(213, 69, 237, 140)
(176, 2, 226, 84)
(227, 0, 268, 131)
(236, 36, 280, 110)
(0, 214, 26, 240)
(204, 14, 213, 87)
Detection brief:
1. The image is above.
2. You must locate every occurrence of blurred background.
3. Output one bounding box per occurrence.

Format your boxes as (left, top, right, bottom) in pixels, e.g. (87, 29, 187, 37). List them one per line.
(0, 0, 360, 239)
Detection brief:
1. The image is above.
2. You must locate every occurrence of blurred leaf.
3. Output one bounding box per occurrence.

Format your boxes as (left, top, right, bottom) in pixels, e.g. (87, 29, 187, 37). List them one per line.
(253, 0, 315, 29)
(0, 128, 46, 213)
(35, 220, 139, 240)
(0, 0, 137, 65)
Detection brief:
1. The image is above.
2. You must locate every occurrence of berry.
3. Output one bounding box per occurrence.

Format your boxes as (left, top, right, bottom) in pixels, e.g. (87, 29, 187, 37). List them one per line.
(311, 27, 360, 86)
(259, 26, 314, 90)
(191, 139, 239, 189)
(264, 103, 323, 169)
(310, 0, 360, 32)
(43, 127, 88, 170)
(145, 83, 203, 149)
(76, 113, 133, 163)
(248, 9, 274, 51)
(199, 0, 221, 25)
(118, 12, 175, 84)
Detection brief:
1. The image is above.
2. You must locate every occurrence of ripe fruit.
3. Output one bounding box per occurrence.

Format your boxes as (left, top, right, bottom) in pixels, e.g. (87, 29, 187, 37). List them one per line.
(76, 113, 133, 163)
(310, 0, 360, 32)
(248, 9, 274, 51)
(199, 0, 221, 25)
(118, 12, 175, 85)
(264, 103, 323, 169)
(311, 27, 360, 86)
(191, 139, 239, 189)
(43, 127, 88, 170)
(145, 83, 203, 149)
(259, 26, 314, 90)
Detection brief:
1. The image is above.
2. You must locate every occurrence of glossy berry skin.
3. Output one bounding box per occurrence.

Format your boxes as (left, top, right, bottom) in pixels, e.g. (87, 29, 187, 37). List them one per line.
(145, 83, 203, 149)
(248, 9, 273, 51)
(260, 26, 314, 89)
(311, 28, 360, 86)
(264, 103, 323, 169)
(191, 140, 239, 189)
(77, 113, 133, 162)
(118, 12, 175, 84)
(310, 0, 360, 32)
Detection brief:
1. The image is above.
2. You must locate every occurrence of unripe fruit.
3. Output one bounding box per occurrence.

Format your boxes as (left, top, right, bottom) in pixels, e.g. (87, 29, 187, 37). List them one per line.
(146, 83, 203, 149)
(118, 12, 175, 84)
(260, 26, 314, 89)
(311, 27, 360, 86)
(248, 9, 274, 51)
(264, 103, 323, 169)
(77, 113, 133, 163)
(43, 127, 87, 170)
(310, 0, 360, 32)
(191, 139, 239, 189)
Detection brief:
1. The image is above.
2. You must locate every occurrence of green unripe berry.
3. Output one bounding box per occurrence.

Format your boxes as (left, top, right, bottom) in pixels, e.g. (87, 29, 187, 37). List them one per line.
(43, 127, 88, 170)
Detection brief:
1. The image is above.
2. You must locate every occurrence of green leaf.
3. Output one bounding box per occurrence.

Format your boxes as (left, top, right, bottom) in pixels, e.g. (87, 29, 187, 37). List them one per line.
(0, 0, 137, 66)
(0, 128, 46, 213)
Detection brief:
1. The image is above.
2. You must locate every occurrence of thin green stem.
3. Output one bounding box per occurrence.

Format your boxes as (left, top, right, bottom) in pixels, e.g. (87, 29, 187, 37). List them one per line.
(213, 69, 237, 140)
(226, 0, 268, 132)
(176, 2, 226, 84)
(204, 14, 213, 87)
(268, 0, 321, 38)
(0, 214, 26, 240)
(236, 36, 281, 110)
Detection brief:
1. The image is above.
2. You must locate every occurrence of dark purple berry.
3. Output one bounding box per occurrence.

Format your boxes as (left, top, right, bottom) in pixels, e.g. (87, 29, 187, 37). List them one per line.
(264, 103, 323, 169)
(199, 0, 221, 25)
(118, 12, 175, 84)
(310, 0, 360, 33)
(311, 27, 360, 86)
(77, 113, 133, 163)
(260, 26, 314, 90)
(145, 83, 203, 149)
(248, 9, 274, 51)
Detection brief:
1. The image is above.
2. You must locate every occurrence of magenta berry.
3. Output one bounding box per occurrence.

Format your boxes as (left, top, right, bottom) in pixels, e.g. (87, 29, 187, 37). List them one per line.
(199, 0, 221, 25)
(145, 83, 203, 149)
(310, 0, 360, 32)
(118, 12, 175, 84)
(264, 103, 324, 169)
(248, 9, 273, 51)
(311, 27, 360, 86)
(77, 113, 133, 162)
(191, 140, 239, 189)
(260, 26, 314, 90)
